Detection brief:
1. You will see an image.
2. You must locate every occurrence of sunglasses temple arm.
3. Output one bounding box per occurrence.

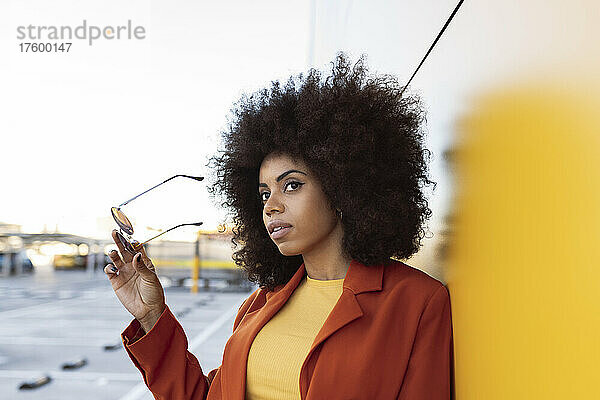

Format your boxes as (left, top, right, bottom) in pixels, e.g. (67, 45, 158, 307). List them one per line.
(118, 175, 204, 208)
(140, 222, 204, 246)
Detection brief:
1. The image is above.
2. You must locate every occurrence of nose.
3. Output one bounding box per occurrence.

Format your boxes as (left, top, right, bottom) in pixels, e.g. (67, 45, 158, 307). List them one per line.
(264, 192, 284, 216)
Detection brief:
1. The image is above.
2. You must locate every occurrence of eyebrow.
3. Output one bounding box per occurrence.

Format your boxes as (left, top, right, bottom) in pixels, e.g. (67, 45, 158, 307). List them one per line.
(258, 169, 307, 188)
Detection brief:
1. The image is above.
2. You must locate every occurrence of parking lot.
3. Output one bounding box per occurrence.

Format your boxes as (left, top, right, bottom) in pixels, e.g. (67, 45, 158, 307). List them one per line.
(0, 267, 254, 399)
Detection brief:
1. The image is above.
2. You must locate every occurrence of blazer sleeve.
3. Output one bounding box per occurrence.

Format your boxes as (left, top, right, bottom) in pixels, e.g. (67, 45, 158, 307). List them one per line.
(397, 284, 454, 400)
(121, 289, 260, 400)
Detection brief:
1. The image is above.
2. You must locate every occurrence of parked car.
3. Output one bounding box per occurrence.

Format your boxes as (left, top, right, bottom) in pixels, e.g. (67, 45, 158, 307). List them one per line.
(53, 254, 87, 269)
(53, 254, 111, 270)
(0, 251, 34, 274)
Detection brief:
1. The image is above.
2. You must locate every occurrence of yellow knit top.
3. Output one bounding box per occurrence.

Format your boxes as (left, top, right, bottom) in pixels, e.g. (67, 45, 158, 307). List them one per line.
(245, 274, 345, 399)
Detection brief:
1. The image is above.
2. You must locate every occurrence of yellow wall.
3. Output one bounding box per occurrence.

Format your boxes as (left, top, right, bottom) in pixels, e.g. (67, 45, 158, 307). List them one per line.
(447, 83, 600, 399)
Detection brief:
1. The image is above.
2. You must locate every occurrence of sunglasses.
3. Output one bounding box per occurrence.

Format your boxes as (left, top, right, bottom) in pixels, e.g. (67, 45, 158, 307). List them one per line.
(111, 174, 204, 255)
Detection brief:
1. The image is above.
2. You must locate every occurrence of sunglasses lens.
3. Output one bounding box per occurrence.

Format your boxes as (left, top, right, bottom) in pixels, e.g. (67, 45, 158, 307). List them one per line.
(115, 231, 136, 255)
(111, 207, 134, 235)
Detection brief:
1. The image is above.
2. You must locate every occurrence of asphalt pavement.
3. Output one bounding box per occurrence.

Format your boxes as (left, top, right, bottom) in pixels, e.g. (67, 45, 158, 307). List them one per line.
(0, 266, 254, 399)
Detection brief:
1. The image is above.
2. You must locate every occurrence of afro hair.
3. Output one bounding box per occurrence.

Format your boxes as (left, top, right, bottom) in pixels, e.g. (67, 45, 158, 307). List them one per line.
(206, 52, 436, 291)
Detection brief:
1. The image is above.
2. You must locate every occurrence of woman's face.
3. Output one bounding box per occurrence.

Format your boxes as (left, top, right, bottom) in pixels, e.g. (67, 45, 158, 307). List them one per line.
(258, 153, 339, 256)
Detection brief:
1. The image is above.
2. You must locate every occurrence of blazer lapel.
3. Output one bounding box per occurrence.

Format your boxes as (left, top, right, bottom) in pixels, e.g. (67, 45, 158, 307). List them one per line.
(309, 290, 363, 351)
(222, 258, 385, 400)
(312, 258, 384, 348)
(222, 262, 307, 400)
(298, 259, 384, 398)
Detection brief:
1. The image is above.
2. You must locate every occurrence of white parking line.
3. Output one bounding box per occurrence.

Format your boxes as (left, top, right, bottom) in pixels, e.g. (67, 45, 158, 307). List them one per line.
(0, 369, 141, 381)
(0, 298, 95, 319)
(0, 318, 132, 325)
(0, 291, 114, 319)
(119, 297, 245, 400)
(0, 336, 121, 346)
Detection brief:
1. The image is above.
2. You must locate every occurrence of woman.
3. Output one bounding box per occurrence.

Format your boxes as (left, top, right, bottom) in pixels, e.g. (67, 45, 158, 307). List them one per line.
(105, 52, 454, 399)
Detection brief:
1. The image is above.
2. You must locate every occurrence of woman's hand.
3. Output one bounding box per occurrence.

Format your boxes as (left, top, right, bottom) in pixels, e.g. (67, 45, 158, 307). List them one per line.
(104, 229, 166, 333)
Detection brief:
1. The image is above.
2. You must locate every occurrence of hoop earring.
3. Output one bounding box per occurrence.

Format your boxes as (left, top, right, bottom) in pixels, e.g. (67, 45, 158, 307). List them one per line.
(336, 208, 343, 220)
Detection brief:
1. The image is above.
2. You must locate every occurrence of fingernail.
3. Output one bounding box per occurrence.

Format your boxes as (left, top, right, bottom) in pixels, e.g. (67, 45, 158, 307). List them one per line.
(110, 266, 118, 272)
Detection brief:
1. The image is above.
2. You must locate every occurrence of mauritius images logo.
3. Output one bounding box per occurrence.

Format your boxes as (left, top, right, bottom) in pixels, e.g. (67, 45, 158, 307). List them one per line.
(16, 20, 146, 46)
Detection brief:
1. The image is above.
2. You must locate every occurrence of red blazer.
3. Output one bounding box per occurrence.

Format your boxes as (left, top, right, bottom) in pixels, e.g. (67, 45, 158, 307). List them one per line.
(122, 258, 454, 399)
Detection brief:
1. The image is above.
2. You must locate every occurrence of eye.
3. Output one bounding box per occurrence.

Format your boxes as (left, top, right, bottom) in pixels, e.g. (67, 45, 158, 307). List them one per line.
(258, 181, 304, 205)
(259, 191, 269, 203)
(284, 180, 303, 192)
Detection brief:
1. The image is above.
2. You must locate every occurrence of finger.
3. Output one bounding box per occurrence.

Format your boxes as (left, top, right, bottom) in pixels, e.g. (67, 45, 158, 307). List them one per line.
(133, 252, 155, 278)
(131, 240, 148, 259)
(111, 229, 134, 262)
(104, 262, 134, 288)
(107, 249, 124, 268)
(104, 263, 120, 279)
(132, 242, 156, 272)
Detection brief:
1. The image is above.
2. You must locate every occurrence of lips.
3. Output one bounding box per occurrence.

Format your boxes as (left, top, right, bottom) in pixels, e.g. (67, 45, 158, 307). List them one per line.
(267, 220, 293, 234)
(267, 220, 293, 240)
(270, 226, 292, 239)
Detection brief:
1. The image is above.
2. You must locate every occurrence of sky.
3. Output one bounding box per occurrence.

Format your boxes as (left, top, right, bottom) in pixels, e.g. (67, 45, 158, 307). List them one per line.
(1, 0, 598, 245)
(0, 0, 312, 241)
